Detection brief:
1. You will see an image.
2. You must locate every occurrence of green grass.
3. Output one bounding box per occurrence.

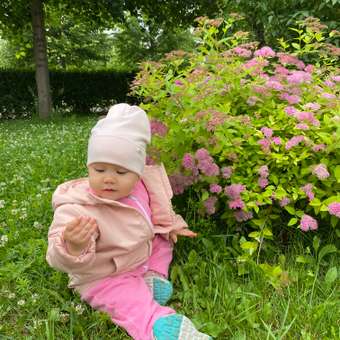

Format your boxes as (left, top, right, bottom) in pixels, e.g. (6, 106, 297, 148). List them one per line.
(0, 117, 339, 339)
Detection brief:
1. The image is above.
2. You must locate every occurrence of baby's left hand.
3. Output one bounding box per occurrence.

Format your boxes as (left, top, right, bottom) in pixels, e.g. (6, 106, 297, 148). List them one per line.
(169, 228, 197, 243)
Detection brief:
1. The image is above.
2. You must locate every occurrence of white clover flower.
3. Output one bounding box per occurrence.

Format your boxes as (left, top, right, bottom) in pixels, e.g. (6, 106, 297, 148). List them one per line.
(32, 293, 39, 303)
(0, 235, 8, 247)
(60, 312, 69, 322)
(0, 200, 4, 208)
(33, 222, 42, 229)
(11, 209, 18, 216)
(17, 299, 25, 306)
(8, 292, 15, 299)
(75, 304, 85, 315)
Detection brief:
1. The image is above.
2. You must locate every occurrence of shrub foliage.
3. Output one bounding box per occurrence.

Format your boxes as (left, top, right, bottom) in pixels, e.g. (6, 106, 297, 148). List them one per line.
(131, 16, 340, 262)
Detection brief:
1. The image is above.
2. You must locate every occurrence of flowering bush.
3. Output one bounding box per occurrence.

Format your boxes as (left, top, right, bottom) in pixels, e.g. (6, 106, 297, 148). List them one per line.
(131, 16, 340, 260)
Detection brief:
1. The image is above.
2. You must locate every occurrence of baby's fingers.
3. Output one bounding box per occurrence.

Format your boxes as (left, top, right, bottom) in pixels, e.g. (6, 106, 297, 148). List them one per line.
(176, 228, 197, 238)
(65, 216, 82, 231)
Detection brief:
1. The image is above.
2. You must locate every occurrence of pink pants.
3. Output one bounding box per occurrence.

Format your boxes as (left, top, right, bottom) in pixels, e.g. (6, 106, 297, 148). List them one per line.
(81, 236, 176, 340)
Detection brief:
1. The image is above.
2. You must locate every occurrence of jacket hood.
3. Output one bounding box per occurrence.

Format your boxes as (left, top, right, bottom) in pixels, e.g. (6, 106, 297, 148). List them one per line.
(52, 178, 98, 210)
(52, 165, 173, 211)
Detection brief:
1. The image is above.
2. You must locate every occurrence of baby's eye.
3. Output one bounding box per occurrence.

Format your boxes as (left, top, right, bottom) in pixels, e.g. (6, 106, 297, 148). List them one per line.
(117, 170, 128, 175)
(95, 168, 104, 173)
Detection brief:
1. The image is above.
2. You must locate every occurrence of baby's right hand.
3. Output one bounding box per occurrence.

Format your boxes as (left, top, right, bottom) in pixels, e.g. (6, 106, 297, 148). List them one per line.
(63, 216, 98, 256)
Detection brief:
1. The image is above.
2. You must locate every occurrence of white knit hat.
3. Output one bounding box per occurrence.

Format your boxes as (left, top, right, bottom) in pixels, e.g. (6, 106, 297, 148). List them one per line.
(87, 103, 151, 175)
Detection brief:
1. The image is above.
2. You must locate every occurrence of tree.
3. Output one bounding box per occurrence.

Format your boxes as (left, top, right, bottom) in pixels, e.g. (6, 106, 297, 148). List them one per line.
(111, 13, 195, 71)
(221, 0, 340, 46)
(31, 0, 51, 119)
(0, 0, 224, 118)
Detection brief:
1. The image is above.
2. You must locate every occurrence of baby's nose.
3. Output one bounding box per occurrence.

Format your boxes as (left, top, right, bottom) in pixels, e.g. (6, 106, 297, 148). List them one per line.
(104, 175, 116, 183)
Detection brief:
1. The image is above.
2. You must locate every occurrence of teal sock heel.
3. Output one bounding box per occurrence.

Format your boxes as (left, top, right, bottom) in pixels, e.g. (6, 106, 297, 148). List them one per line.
(153, 314, 212, 340)
(144, 275, 173, 305)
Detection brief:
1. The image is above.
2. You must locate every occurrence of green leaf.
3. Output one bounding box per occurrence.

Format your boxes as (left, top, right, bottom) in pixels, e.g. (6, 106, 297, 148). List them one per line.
(249, 231, 260, 239)
(292, 42, 301, 50)
(271, 174, 278, 185)
(285, 206, 295, 215)
(296, 255, 314, 264)
(252, 219, 265, 227)
(201, 191, 209, 201)
(313, 236, 320, 252)
(240, 241, 258, 255)
(324, 267, 338, 285)
(309, 198, 321, 207)
(262, 227, 273, 237)
(335, 166, 340, 182)
(331, 216, 338, 228)
(322, 196, 340, 205)
(288, 218, 298, 226)
(318, 244, 337, 262)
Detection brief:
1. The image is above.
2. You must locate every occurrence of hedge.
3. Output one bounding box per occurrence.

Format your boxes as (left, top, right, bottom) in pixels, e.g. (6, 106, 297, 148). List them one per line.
(0, 69, 135, 118)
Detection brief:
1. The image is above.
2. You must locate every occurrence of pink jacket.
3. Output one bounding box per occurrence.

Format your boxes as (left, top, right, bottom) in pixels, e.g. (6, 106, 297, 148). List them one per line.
(46, 164, 187, 294)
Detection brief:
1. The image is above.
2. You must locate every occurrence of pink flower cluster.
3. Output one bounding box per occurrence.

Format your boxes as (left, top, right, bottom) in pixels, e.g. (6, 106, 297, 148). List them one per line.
(321, 93, 336, 100)
(234, 210, 253, 222)
(277, 53, 305, 70)
(285, 105, 320, 129)
(243, 58, 269, 75)
(295, 123, 309, 130)
(280, 93, 301, 104)
(150, 120, 168, 137)
(295, 111, 320, 127)
(232, 47, 252, 58)
(328, 202, 340, 218)
(182, 153, 195, 170)
(207, 111, 228, 131)
(221, 166, 233, 179)
(204, 196, 218, 215)
(312, 164, 330, 180)
(285, 135, 305, 150)
(279, 197, 290, 207)
(182, 149, 220, 177)
(303, 102, 321, 111)
(225, 184, 246, 209)
(258, 165, 269, 189)
(300, 214, 318, 232)
(258, 127, 281, 152)
(195, 148, 220, 176)
(301, 183, 314, 201)
(169, 174, 195, 195)
(247, 96, 260, 106)
(284, 106, 298, 116)
(265, 79, 284, 91)
(261, 127, 273, 138)
(210, 183, 222, 193)
(312, 144, 326, 152)
(286, 71, 312, 84)
(254, 46, 276, 58)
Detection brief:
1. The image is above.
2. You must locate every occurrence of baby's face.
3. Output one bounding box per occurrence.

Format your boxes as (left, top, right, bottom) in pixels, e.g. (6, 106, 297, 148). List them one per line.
(88, 163, 139, 200)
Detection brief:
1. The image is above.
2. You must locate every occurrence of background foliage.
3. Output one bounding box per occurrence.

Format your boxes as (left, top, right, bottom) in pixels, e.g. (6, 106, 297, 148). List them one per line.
(0, 69, 134, 118)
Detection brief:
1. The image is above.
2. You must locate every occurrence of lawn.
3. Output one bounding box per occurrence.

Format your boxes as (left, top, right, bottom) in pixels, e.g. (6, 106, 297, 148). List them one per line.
(0, 117, 339, 339)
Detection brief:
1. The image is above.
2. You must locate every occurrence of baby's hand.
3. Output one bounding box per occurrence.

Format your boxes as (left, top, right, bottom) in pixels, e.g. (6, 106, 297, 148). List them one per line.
(63, 216, 98, 256)
(169, 228, 197, 243)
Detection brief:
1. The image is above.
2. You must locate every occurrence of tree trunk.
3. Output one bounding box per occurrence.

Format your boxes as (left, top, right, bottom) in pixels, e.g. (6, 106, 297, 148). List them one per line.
(31, 0, 52, 119)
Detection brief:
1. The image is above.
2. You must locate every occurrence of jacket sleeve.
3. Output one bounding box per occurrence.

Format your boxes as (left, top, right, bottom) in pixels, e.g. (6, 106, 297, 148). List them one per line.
(46, 204, 98, 274)
(146, 164, 189, 235)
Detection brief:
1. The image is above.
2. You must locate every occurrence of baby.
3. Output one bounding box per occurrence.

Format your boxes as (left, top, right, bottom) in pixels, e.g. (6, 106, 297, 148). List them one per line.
(46, 103, 211, 340)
